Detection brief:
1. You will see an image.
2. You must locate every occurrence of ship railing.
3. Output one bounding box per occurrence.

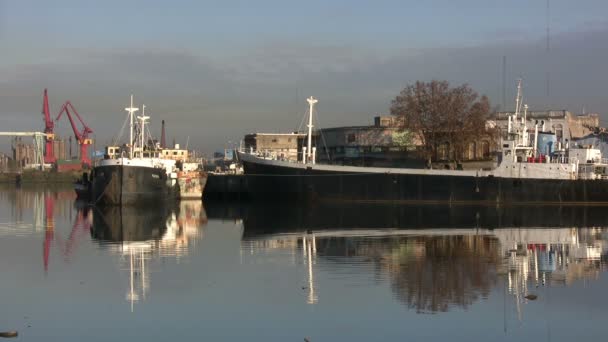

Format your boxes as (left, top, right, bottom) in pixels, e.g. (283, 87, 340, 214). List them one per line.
(577, 164, 608, 180)
(241, 147, 302, 164)
(578, 173, 608, 180)
(522, 156, 576, 164)
(521, 156, 608, 165)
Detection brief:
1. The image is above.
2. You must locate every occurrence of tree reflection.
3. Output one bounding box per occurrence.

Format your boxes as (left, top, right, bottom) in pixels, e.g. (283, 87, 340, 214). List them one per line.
(314, 234, 501, 313)
(385, 235, 500, 313)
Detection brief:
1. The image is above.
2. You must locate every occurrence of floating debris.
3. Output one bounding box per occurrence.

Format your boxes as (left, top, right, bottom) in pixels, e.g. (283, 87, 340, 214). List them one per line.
(0, 331, 18, 338)
(524, 294, 538, 300)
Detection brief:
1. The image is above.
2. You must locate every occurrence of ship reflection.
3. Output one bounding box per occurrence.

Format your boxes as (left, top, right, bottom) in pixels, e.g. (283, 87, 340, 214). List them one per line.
(91, 201, 207, 311)
(222, 201, 608, 314)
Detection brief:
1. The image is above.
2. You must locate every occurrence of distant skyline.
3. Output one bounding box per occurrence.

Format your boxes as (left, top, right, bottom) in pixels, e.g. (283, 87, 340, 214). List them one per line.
(1, 0, 608, 155)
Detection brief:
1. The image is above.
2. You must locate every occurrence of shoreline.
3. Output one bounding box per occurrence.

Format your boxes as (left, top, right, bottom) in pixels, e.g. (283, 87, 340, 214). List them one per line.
(0, 170, 83, 184)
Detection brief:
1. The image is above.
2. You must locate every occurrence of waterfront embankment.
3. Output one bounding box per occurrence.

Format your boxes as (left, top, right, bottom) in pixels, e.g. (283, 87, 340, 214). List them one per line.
(0, 170, 83, 184)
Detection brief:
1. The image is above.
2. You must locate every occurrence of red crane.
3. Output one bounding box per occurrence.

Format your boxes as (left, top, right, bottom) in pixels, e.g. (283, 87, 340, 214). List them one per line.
(55, 101, 94, 167)
(42, 89, 56, 164)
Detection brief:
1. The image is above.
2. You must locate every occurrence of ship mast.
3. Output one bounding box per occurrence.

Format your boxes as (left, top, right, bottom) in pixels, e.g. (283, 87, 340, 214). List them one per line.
(138, 104, 150, 157)
(515, 79, 522, 120)
(306, 96, 318, 164)
(125, 95, 139, 159)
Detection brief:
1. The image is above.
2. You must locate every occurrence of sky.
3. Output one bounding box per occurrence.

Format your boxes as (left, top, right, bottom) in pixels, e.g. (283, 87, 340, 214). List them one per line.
(1, 0, 608, 155)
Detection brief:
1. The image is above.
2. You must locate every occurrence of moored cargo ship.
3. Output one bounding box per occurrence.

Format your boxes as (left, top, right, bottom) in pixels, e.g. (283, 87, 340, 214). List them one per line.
(87, 96, 207, 205)
(237, 86, 608, 204)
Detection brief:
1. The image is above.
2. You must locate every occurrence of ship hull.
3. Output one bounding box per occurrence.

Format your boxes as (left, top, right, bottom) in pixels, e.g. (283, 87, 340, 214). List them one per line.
(239, 153, 608, 204)
(177, 171, 208, 199)
(91, 164, 178, 206)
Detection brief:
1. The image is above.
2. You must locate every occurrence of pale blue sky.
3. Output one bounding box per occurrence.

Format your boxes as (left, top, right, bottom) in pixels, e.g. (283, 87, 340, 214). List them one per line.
(1, 0, 608, 154)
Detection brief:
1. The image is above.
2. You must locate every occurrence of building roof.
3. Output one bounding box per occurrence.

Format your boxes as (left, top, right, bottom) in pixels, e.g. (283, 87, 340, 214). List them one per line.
(493, 110, 570, 120)
(246, 132, 306, 136)
(319, 125, 399, 132)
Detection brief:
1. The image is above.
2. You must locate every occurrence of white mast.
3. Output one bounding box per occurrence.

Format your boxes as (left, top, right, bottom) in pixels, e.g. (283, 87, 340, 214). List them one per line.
(125, 95, 139, 159)
(306, 96, 318, 163)
(138, 104, 150, 157)
(514, 79, 522, 122)
(523, 104, 529, 146)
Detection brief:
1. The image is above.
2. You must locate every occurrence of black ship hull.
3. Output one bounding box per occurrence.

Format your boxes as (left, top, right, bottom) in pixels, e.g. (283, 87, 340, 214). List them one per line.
(91, 164, 178, 206)
(239, 156, 608, 204)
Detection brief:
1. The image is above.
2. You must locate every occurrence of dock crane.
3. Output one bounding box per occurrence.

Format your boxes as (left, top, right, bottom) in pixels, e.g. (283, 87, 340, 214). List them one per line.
(55, 101, 94, 167)
(42, 89, 56, 164)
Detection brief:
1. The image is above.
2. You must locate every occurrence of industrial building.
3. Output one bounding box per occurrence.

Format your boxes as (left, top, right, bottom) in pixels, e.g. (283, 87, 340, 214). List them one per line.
(243, 132, 307, 162)
(242, 115, 498, 168)
(242, 110, 600, 169)
(314, 116, 421, 167)
(9, 137, 70, 170)
(491, 110, 599, 142)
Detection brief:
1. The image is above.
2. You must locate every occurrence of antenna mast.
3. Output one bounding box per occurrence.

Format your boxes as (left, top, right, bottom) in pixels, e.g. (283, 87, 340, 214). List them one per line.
(546, 0, 551, 99)
(515, 79, 523, 119)
(502, 56, 506, 111)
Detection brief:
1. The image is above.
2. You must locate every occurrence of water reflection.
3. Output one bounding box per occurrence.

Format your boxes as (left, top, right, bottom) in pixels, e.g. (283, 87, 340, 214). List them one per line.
(501, 228, 607, 320)
(91, 201, 207, 311)
(44, 203, 92, 272)
(0, 186, 76, 238)
(4, 188, 608, 340)
(0, 187, 88, 273)
(228, 201, 608, 313)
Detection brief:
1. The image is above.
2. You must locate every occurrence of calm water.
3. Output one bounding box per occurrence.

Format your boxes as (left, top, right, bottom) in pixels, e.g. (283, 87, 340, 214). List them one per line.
(1, 186, 607, 341)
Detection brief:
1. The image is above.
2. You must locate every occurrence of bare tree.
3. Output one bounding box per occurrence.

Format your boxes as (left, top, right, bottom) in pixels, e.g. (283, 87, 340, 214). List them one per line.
(390, 80, 492, 166)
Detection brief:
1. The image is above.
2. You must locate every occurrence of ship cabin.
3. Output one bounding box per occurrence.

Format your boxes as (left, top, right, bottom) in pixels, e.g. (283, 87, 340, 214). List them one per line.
(498, 135, 608, 180)
(103, 145, 163, 159)
(159, 144, 189, 162)
(103, 144, 190, 161)
(570, 146, 608, 180)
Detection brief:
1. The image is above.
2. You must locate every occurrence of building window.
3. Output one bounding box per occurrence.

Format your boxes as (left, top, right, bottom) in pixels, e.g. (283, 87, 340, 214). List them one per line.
(347, 134, 356, 143)
(554, 124, 563, 141)
(468, 142, 476, 160)
(482, 141, 490, 158)
(437, 142, 450, 161)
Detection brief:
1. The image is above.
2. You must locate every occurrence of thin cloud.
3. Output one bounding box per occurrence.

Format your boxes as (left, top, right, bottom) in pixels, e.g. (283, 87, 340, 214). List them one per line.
(1, 25, 607, 154)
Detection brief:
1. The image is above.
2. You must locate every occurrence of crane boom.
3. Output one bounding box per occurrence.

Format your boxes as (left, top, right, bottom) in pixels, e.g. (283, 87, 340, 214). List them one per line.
(55, 101, 94, 167)
(42, 89, 56, 164)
